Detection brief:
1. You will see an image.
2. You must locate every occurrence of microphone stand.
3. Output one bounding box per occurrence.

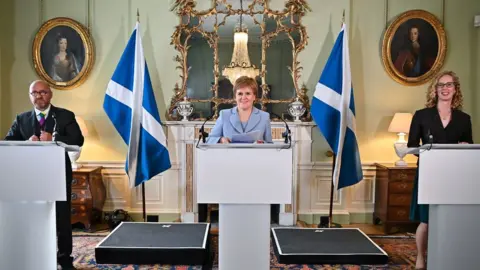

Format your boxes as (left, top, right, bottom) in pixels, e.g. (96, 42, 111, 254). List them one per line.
(270, 112, 291, 148)
(196, 116, 212, 148)
(427, 129, 433, 150)
(52, 113, 59, 144)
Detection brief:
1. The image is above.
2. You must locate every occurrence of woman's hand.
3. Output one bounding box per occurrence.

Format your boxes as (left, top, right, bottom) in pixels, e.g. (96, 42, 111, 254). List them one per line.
(255, 140, 265, 144)
(459, 142, 469, 144)
(219, 137, 231, 144)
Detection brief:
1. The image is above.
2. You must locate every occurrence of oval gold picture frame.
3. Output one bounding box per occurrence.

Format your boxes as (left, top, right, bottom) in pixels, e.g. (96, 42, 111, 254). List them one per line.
(382, 10, 447, 86)
(32, 17, 94, 90)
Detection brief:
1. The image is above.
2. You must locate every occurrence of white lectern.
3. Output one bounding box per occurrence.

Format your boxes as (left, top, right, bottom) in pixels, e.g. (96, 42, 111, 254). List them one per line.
(0, 141, 79, 270)
(416, 144, 480, 270)
(196, 143, 293, 270)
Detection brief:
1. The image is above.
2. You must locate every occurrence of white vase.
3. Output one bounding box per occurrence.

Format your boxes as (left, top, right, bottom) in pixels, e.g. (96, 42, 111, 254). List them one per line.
(68, 147, 83, 169)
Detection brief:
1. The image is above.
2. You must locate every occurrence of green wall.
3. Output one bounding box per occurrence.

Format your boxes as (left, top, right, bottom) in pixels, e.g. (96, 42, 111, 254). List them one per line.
(0, 0, 15, 134)
(1, 0, 479, 163)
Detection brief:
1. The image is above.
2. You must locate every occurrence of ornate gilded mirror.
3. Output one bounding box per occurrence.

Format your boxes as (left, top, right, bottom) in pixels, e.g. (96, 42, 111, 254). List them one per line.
(168, 0, 311, 121)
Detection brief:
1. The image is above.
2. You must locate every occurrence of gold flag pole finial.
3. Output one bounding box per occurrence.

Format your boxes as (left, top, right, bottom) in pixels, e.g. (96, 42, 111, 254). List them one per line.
(137, 8, 140, 22)
(341, 9, 345, 25)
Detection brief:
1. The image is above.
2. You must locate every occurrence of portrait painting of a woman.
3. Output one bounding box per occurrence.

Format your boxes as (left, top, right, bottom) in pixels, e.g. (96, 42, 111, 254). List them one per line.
(33, 17, 94, 90)
(50, 33, 82, 82)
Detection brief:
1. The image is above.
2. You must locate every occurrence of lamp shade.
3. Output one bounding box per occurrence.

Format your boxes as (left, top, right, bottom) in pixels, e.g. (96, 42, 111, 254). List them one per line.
(75, 116, 89, 136)
(388, 113, 413, 133)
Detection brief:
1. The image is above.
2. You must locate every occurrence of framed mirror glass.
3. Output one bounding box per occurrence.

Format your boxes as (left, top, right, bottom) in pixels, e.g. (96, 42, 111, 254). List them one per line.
(168, 0, 311, 121)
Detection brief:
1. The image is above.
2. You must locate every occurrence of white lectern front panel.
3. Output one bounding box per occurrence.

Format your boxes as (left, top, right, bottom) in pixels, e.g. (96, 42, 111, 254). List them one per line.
(195, 145, 292, 204)
(0, 145, 66, 201)
(419, 148, 480, 204)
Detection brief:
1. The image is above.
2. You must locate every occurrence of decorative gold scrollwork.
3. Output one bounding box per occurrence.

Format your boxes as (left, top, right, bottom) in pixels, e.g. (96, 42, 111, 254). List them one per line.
(167, 0, 311, 121)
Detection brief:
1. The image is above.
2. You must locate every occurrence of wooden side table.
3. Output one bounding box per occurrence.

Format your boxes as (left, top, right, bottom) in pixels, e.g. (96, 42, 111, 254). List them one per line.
(71, 166, 106, 231)
(373, 163, 419, 234)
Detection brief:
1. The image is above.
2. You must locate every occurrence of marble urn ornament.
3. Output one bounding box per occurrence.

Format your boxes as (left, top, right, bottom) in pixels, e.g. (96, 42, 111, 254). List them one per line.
(288, 97, 306, 122)
(177, 97, 194, 121)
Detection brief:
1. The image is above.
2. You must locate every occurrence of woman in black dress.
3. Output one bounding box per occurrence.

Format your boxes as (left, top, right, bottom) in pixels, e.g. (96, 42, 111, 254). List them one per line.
(407, 70, 473, 269)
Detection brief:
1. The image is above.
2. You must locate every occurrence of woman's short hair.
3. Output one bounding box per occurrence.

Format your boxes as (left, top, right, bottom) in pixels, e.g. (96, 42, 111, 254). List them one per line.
(425, 70, 463, 110)
(233, 76, 258, 96)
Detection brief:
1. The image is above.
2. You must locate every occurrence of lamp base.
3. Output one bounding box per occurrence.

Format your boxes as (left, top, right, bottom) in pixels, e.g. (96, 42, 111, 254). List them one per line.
(393, 142, 408, 167)
(394, 159, 408, 166)
(71, 161, 83, 169)
(68, 148, 83, 170)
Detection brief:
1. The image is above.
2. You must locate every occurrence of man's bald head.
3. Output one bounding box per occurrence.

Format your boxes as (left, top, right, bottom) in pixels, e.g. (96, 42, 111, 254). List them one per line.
(29, 80, 51, 93)
(29, 80, 52, 110)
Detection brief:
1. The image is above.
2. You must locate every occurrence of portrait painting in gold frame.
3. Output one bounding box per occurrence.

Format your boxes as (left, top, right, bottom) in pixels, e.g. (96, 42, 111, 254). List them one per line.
(32, 17, 94, 90)
(382, 10, 447, 86)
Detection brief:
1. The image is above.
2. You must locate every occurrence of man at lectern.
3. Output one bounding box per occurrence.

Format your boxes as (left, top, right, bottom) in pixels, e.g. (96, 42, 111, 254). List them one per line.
(4, 80, 84, 270)
(206, 76, 273, 144)
(407, 71, 473, 269)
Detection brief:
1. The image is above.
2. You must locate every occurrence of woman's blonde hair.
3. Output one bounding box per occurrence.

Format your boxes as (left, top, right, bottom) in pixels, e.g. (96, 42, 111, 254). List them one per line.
(425, 70, 463, 110)
(233, 76, 258, 97)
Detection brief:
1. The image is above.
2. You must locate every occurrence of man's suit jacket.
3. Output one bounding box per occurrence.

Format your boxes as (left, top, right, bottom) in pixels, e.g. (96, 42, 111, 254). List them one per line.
(206, 107, 273, 143)
(4, 105, 85, 183)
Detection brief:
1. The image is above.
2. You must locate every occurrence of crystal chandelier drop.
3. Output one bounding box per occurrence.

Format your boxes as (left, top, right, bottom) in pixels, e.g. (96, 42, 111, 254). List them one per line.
(222, 0, 259, 84)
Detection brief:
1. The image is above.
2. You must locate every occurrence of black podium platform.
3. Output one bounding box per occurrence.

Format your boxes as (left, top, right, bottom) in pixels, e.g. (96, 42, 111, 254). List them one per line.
(271, 227, 388, 265)
(95, 222, 211, 265)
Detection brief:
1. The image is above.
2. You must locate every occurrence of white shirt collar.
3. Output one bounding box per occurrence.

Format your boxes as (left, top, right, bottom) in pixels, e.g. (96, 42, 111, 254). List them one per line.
(34, 104, 51, 118)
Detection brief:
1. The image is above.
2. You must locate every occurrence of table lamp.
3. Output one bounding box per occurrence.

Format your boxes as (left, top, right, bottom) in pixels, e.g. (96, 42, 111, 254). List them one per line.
(68, 116, 89, 169)
(388, 113, 413, 166)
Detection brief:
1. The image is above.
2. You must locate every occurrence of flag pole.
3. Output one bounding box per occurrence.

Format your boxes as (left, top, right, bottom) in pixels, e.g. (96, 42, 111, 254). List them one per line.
(328, 10, 345, 229)
(327, 9, 347, 229)
(142, 183, 147, 222)
(328, 154, 336, 228)
(322, 10, 346, 229)
(137, 8, 147, 223)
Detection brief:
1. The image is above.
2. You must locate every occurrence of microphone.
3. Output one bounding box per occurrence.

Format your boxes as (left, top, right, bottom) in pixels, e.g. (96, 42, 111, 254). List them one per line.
(200, 115, 212, 143)
(270, 112, 291, 144)
(427, 129, 433, 143)
(196, 115, 212, 148)
(52, 112, 59, 141)
(34, 120, 40, 138)
(427, 128, 433, 150)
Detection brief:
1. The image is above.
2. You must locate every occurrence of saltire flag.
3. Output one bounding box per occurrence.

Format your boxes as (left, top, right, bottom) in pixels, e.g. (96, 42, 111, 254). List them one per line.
(311, 22, 363, 189)
(103, 21, 171, 188)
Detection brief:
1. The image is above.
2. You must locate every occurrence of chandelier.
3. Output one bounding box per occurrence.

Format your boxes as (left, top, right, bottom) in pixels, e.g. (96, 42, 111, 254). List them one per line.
(222, 0, 259, 84)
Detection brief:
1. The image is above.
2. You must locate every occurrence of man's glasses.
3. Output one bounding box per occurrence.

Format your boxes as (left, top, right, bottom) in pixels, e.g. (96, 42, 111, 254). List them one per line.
(436, 82, 456, 89)
(30, 91, 49, 97)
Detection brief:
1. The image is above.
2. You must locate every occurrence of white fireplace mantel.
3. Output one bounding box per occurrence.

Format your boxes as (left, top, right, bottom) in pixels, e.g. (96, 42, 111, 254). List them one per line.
(165, 120, 316, 226)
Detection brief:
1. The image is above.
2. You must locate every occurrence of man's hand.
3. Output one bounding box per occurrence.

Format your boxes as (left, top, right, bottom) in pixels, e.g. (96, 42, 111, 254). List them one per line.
(28, 135, 39, 141)
(40, 131, 52, 141)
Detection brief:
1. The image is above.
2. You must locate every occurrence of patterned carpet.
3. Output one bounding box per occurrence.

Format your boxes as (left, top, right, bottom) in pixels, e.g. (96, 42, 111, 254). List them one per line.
(72, 234, 417, 269)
